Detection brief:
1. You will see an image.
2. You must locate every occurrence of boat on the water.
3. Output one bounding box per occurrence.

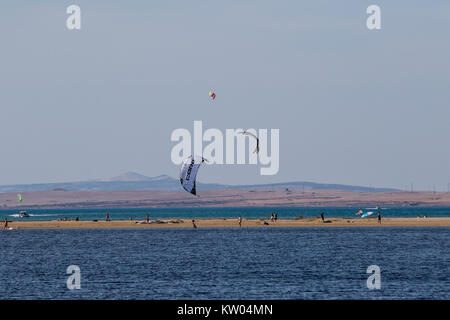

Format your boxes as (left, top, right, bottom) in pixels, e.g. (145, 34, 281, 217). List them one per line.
(19, 211, 30, 218)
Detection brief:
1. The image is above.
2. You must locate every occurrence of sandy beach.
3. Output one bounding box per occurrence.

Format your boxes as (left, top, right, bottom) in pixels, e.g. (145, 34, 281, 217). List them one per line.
(3, 217, 450, 229)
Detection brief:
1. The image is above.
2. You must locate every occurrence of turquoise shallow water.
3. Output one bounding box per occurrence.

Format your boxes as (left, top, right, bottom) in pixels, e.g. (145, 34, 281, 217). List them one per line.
(0, 206, 450, 221)
(0, 227, 449, 299)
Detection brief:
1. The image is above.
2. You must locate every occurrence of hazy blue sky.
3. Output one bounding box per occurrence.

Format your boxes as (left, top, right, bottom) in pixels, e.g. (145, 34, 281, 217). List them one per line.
(1, 1, 449, 190)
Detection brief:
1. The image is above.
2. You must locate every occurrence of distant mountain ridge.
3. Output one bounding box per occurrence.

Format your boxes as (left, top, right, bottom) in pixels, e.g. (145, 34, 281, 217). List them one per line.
(0, 172, 398, 193)
(96, 172, 172, 182)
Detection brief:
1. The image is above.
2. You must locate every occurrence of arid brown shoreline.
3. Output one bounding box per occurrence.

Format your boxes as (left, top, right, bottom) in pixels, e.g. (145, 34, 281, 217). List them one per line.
(2, 189, 450, 209)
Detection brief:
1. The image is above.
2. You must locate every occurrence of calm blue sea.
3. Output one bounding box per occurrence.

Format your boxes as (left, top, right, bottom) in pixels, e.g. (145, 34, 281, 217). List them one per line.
(0, 227, 449, 299)
(1, 206, 450, 221)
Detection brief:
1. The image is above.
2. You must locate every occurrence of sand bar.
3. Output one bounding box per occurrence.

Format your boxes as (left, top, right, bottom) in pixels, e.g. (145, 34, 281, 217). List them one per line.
(3, 217, 450, 229)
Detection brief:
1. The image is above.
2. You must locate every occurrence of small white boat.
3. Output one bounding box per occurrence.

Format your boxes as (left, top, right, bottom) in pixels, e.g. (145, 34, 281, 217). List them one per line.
(19, 211, 30, 218)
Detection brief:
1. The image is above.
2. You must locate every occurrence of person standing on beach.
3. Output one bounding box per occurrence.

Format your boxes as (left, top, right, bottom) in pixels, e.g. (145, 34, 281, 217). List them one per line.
(320, 212, 325, 222)
(3, 218, 8, 230)
(377, 211, 382, 224)
(192, 219, 197, 229)
(238, 216, 242, 227)
(106, 212, 110, 222)
(146, 214, 150, 224)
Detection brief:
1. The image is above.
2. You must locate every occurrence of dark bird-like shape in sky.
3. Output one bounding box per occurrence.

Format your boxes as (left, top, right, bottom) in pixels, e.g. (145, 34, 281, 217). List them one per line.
(239, 130, 260, 154)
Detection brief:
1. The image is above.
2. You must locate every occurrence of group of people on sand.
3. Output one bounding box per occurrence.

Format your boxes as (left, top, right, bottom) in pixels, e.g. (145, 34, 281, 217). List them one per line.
(6, 208, 389, 229)
(270, 212, 278, 222)
(191, 217, 243, 229)
(58, 217, 79, 222)
(107, 212, 154, 223)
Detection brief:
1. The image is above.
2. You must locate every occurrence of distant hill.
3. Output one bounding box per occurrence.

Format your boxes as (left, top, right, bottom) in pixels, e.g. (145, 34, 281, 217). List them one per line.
(96, 172, 169, 182)
(0, 172, 398, 193)
(230, 181, 398, 192)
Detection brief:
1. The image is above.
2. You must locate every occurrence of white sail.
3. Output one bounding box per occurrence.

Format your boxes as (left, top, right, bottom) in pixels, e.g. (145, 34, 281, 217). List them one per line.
(179, 155, 206, 195)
